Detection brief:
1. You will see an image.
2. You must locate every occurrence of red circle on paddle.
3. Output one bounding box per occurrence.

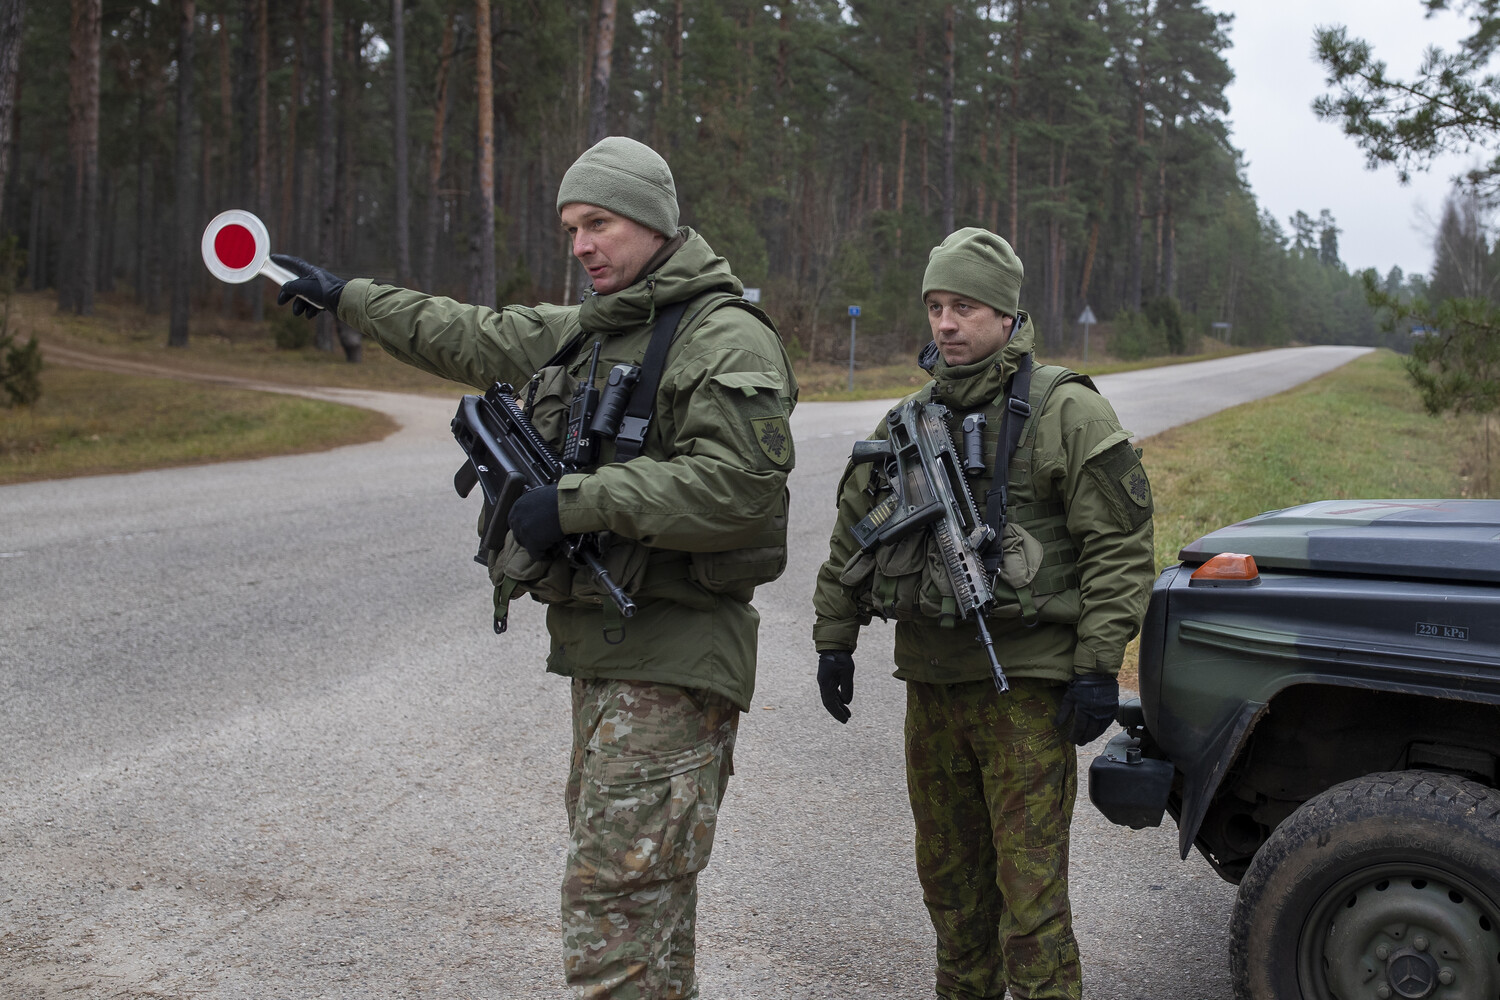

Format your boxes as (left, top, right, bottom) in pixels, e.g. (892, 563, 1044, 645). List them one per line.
(213, 224, 257, 270)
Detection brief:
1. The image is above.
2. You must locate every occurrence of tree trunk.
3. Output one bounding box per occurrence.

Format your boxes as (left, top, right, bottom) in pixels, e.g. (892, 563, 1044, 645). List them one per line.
(62, 0, 100, 315)
(916, 22, 928, 217)
(216, 13, 233, 315)
(421, 13, 456, 292)
(392, 0, 410, 284)
(1077, 215, 1099, 305)
(99, 170, 114, 292)
(588, 0, 615, 145)
(168, 0, 195, 347)
(28, 152, 46, 290)
(940, 3, 955, 237)
(336, 15, 357, 267)
(473, 0, 495, 308)
(315, 0, 336, 350)
(1008, 0, 1023, 246)
(0, 0, 23, 235)
(253, 0, 268, 319)
(280, 0, 306, 253)
(1165, 208, 1177, 299)
(335, 14, 360, 360)
(1129, 23, 1147, 313)
(895, 117, 907, 257)
(134, 128, 147, 300)
(1153, 132, 1166, 299)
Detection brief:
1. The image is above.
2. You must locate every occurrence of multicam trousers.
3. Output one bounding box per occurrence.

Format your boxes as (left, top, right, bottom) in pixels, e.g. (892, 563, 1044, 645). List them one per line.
(562, 678, 739, 1000)
(905, 677, 1081, 1000)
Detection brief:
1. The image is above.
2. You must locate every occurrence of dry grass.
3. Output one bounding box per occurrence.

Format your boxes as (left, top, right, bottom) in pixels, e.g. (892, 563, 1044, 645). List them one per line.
(796, 335, 1250, 402)
(13, 290, 464, 394)
(0, 363, 395, 485)
(1113, 350, 1484, 688)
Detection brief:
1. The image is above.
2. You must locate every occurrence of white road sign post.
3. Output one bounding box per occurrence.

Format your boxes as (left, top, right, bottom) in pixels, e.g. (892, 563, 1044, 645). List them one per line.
(1212, 321, 1232, 345)
(1077, 304, 1097, 362)
(848, 305, 861, 392)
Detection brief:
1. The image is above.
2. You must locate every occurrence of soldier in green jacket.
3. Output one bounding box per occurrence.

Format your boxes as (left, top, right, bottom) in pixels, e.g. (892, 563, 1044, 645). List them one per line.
(271, 137, 796, 1000)
(812, 228, 1153, 1000)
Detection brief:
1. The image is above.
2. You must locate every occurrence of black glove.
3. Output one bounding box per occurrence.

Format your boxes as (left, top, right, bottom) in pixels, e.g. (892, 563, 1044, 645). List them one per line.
(271, 253, 348, 319)
(1055, 673, 1119, 746)
(508, 484, 564, 559)
(817, 650, 856, 724)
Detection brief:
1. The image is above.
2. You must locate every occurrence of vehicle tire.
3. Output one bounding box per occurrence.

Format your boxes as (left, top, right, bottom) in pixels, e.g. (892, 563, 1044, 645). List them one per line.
(1229, 770, 1500, 1000)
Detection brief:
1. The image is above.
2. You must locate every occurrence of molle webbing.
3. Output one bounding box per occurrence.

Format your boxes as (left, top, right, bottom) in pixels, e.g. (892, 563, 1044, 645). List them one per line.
(1001, 365, 1091, 596)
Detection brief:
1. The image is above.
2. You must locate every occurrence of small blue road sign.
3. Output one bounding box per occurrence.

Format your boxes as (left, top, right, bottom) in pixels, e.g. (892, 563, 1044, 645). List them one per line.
(848, 305, 861, 317)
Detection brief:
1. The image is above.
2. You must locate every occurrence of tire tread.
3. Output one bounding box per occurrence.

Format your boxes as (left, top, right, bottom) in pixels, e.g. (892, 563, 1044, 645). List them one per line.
(1228, 769, 1500, 1000)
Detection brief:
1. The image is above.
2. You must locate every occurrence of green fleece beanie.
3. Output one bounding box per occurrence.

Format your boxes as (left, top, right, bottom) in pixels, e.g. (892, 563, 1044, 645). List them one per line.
(556, 136, 679, 237)
(921, 227, 1024, 316)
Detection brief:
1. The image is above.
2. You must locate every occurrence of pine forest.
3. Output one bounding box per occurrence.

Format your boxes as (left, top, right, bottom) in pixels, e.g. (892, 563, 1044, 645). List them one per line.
(0, 0, 1410, 363)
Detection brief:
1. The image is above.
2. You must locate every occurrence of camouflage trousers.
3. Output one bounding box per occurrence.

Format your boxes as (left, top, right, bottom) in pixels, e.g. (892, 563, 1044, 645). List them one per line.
(905, 678, 1081, 1000)
(562, 678, 739, 1000)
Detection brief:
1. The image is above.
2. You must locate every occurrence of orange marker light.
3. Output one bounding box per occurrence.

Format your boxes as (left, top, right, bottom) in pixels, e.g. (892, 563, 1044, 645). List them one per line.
(1190, 552, 1259, 582)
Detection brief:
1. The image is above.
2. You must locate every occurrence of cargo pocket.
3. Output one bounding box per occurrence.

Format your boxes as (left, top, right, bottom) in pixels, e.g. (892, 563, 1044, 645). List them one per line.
(867, 530, 930, 621)
(568, 532, 651, 605)
(490, 532, 572, 604)
(523, 363, 579, 449)
(688, 488, 790, 599)
(578, 736, 727, 887)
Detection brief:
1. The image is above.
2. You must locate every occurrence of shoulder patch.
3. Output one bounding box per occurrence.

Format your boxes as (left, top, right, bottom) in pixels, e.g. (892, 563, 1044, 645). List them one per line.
(1122, 464, 1151, 508)
(1086, 440, 1153, 532)
(751, 415, 792, 465)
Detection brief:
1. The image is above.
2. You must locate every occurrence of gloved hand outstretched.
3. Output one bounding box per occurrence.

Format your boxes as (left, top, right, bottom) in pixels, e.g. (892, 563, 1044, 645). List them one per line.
(817, 650, 856, 724)
(271, 253, 347, 319)
(1055, 672, 1119, 746)
(508, 484, 564, 559)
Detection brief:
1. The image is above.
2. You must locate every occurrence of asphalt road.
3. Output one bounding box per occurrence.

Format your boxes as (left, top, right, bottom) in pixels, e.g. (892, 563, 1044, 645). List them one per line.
(0, 345, 1369, 999)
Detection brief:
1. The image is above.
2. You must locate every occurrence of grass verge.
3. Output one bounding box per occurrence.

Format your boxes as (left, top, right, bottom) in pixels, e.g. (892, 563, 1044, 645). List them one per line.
(18, 289, 1246, 401)
(1115, 349, 1488, 687)
(15, 290, 463, 394)
(0, 365, 396, 485)
(794, 337, 1249, 401)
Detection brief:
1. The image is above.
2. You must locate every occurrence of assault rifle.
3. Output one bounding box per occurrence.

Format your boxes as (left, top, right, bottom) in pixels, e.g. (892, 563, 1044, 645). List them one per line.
(849, 399, 1009, 692)
(451, 381, 637, 633)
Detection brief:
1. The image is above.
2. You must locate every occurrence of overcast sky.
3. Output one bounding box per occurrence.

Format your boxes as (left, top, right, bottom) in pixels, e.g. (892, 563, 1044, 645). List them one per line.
(1206, 0, 1482, 279)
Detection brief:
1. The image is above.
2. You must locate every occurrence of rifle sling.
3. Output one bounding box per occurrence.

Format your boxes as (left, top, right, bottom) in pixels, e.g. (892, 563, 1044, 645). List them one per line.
(614, 301, 689, 462)
(983, 352, 1033, 572)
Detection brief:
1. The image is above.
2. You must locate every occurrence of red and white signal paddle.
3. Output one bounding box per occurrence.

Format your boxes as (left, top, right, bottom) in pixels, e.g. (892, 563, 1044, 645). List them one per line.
(201, 210, 310, 305)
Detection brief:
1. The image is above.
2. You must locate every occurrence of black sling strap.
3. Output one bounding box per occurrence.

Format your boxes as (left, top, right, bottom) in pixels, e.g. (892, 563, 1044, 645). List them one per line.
(983, 352, 1033, 572)
(614, 301, 689, 462)
(540, 328, 592, 373)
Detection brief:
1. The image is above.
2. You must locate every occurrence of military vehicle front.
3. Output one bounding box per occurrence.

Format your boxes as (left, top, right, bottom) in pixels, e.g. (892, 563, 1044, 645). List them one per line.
(1088, 499, 1500, 1000)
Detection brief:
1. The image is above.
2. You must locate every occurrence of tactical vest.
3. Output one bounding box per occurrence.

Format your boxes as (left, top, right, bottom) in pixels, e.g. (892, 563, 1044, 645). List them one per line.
(843, 362, 1094, 627)
(488, 291, 793, 630)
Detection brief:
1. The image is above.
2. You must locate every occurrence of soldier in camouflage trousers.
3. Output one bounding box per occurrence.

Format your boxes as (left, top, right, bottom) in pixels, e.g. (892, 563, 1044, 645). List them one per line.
(812, 229, 1155, 999)
(562, 679, 738, 998)
(271, 137, 795, 999)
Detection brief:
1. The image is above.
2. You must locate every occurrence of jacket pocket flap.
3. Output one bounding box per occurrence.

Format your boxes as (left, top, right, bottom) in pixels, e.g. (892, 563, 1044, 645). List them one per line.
(709, 370, 784, 396)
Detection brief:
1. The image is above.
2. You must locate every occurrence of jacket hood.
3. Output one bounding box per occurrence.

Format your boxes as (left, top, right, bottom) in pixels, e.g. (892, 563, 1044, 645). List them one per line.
(577, 227, 741, 335)
(927, 310, 1035, 409)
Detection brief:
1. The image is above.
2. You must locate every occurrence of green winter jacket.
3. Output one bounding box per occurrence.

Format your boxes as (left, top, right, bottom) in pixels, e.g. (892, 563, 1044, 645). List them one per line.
(337, 228, 796, 710)
(811, 317, 1153, 685)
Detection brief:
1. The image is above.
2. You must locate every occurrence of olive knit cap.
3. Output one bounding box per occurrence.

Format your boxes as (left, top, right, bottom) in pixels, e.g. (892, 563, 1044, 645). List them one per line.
(921, 227, 1024, 317)
(556, 136, 679, 237)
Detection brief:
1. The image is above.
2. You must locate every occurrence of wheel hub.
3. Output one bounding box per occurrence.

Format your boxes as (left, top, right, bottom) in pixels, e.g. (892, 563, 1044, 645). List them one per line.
(1386, 947, 1439, 999)
(1302, 866, 1500, 1000)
